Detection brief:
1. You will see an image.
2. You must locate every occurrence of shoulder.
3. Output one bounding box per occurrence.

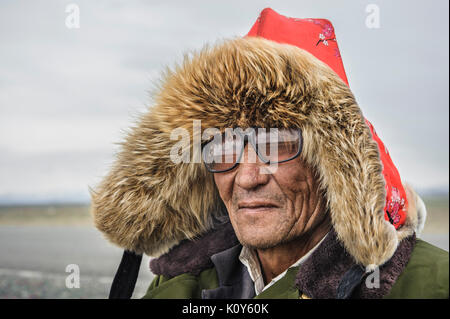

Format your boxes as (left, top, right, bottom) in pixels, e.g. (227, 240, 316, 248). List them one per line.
(411, 239, 448, 263)
(387, 239, 448, 299)
(407, 239, 449, 280)
(142, 267, 218, 299)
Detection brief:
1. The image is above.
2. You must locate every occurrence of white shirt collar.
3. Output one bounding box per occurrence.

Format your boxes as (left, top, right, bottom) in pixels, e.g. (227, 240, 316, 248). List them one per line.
(238, 232, 329, 295)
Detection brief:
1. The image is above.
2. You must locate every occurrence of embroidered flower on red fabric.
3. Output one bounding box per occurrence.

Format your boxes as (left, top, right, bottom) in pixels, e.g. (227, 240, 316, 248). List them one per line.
(312, 21, 337, 47)
(387, 187, 405, 225)
(322, 23, 334, 37)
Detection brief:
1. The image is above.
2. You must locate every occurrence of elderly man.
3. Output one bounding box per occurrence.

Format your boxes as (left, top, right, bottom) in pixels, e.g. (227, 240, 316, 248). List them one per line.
(91, 9, 448, 299)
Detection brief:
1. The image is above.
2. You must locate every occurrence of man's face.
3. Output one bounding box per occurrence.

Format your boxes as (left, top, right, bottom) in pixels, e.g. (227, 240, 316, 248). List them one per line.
(214, 144, 327, 249)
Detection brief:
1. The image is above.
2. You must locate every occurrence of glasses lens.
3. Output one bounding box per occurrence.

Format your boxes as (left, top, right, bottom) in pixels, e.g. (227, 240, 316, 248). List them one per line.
(255, 129, 301, 163)
(203, 133, 243, 172)
(203, 128, 301, 172)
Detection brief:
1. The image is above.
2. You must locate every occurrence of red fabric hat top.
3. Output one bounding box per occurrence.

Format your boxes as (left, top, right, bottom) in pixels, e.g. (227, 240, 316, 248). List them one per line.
(247, 8, 349, 85)
(246, 8, 407, 229)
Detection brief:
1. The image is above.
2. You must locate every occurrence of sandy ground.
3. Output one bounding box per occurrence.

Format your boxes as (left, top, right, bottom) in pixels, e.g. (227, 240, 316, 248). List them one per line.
(0, 225, 153, 299)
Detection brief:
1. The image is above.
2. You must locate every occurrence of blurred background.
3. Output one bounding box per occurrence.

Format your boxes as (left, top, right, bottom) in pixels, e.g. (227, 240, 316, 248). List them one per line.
(0, 0, 448, 298)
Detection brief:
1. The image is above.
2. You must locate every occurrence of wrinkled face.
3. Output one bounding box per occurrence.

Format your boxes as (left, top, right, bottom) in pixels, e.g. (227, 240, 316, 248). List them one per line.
(214, 144, 327, 249)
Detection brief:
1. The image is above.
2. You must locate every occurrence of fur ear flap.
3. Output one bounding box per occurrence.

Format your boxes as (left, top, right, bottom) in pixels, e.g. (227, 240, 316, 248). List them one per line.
(400, 183, 427, 238)
(90, 116, 224, 257)
(415, 195, 427, 236)
(299, 95, 399, 268)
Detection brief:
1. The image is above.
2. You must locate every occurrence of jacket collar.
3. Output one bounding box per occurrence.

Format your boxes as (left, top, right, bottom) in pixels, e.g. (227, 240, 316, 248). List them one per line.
(202, 244, 256, 299)
(295, 230, 416, 298)
(150, 220, 239, 277)
(150, 221, 416, 298)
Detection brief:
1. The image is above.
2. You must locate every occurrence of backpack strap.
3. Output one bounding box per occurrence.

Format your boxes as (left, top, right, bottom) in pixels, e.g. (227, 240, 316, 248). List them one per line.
(109, 250, 143, 299)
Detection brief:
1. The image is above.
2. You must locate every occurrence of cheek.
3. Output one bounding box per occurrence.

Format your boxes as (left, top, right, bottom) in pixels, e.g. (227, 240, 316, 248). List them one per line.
(276, 165, 310, 202)
(213, 173, 235, 207)
(274, 163, 318, 219)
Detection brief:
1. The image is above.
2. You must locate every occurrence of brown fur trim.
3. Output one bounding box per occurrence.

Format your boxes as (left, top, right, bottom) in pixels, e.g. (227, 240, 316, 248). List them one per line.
(295, 230, 416, 298)
(91, 37, 415, 266)
(398, 183, 425, 240)
(150, 220, 239, 277)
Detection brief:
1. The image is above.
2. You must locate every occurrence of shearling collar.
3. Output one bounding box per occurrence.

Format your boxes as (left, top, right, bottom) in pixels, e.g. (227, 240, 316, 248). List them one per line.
(150, 221, 416, 298)
(295, 230, 416, 298)
(150, 220, 239, 277)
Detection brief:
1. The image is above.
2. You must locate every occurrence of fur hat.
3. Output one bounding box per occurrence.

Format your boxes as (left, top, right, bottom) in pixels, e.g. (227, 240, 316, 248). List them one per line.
(91, 9, 423, 270)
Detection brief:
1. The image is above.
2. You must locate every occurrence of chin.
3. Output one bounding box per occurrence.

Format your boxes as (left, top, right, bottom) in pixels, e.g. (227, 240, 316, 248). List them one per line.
(237, 231, 283, 250)
(230, 215, 290, 249)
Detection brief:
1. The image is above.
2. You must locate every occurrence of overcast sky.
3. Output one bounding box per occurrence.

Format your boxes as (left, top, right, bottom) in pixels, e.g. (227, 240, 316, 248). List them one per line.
(0, 0, 448, 203)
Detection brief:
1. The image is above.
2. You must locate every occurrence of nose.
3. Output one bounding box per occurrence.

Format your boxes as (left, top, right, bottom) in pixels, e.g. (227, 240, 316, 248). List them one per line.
(235, 144, 270, 190)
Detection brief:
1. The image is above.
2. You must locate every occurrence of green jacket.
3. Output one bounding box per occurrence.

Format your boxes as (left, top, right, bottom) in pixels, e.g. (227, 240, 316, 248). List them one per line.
(143, 238, 448, 299)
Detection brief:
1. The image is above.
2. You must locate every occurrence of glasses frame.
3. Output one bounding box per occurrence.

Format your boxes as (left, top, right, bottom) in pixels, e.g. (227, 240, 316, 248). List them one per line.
(202, 128, 303, 173)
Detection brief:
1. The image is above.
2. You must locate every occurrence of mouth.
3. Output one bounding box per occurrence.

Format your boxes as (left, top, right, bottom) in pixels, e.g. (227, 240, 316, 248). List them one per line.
(237, 200, 280, 213)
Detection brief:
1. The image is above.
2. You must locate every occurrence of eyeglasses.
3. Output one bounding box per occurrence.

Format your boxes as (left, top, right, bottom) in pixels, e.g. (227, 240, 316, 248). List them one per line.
(202, 128, 303, 173)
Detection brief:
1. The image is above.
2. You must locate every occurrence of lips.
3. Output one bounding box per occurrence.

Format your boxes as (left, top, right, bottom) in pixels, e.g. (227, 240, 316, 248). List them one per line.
(237, 200, 279, 210)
